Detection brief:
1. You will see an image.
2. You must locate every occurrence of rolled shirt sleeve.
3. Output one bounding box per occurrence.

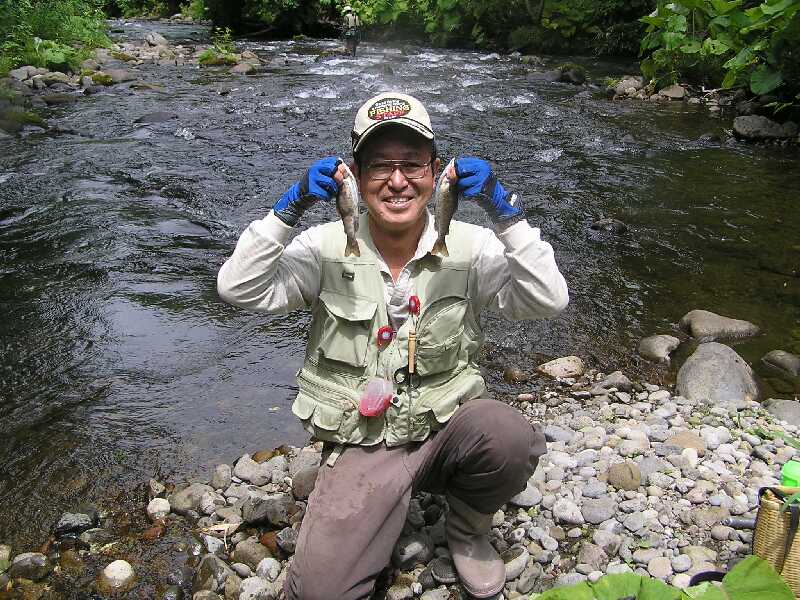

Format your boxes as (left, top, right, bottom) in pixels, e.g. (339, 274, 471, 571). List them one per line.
(470, 219, 569, 320)
(217, 211, 322, 313)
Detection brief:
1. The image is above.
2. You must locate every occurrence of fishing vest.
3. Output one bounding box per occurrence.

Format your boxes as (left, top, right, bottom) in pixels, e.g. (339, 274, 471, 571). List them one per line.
(292, 214, 486, 447)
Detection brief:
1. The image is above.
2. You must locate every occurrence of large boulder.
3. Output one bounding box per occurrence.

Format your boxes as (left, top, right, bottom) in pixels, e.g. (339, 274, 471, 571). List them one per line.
(242, 491, 294, 526)
(676, 342, 759, 410)
(638, 335, 680, 364)
(763, 399, 800, 427)
(614, 76, 645, 96)
(8, 553, 51, 581)
(659, 84, 686, 100)
(679, 310, 760, 341)
(734, 116, 798, 140)
(762, 350, 800, 378)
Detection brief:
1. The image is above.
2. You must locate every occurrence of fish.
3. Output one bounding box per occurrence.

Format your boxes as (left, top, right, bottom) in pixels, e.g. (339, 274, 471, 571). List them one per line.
(337, 161, 361, 257)
(431, 158, 459, 257)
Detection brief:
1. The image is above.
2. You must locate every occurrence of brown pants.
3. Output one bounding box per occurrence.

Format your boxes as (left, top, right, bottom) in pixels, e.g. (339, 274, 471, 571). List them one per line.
(285, 399, 546, 600)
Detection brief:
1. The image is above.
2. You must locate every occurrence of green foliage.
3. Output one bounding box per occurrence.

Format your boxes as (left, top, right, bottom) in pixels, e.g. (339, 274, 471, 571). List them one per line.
(198, 26, 238, 65)
(109, 0, 171, 17)
(529, 556, 793, 600)
(0, 0, 110, 75)
(639, 0, 800, 99)
(180, 0, 207, 19)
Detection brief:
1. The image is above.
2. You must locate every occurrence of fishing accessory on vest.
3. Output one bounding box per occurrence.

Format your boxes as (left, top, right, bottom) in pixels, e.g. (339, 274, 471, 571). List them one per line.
(454, 157, 523, 224)
(359, 326, 396, 417)
(407, 295, 420, 382)
(272, 156, 341, 226)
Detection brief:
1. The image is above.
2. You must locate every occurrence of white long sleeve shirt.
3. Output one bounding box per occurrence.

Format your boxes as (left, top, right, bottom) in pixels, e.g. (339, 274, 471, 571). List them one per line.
(217, 210, 568, 330)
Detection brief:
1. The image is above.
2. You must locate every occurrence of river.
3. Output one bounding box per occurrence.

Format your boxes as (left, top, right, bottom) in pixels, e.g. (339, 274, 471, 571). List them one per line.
(0, 20, 798, 549)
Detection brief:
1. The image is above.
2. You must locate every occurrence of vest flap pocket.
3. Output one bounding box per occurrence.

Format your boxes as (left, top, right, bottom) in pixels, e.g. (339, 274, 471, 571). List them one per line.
(316, 290, 377, 368)
(292, 393, 345, 431)
(319, 290, 377, 322)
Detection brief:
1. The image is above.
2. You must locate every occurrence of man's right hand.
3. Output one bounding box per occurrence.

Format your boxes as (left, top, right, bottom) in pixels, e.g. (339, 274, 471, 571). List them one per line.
(272, 156, 342, 227)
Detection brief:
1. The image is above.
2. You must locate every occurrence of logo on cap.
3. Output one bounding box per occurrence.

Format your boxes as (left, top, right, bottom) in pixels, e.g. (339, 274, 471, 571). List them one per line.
(368, 98, 412, 122)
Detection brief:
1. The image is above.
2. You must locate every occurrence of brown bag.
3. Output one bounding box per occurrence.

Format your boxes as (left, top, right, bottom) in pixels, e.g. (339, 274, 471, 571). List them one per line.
(753, 487, 800, 597)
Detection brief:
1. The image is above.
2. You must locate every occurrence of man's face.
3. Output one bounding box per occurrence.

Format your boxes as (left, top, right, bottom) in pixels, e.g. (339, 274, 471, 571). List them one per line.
(353, 127, 440, 235)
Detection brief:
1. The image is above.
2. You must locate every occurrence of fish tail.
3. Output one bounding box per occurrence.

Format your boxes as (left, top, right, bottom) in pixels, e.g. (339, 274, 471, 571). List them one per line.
(345, 237, 361, 257)
(431, 239, 449, 257)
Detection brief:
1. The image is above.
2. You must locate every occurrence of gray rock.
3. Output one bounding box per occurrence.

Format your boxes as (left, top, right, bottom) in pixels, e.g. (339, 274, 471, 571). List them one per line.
(233, 538, 273, 571)
(291, 465, 319, 500)
(676, 342, 759, 409)
(392, 532, 433, 569)
(648, 556, 673, 579)
(591, 218, 627, 234)
(9, 553, 51, 581)
(577, 543, 608, 570)
(537, 356, 585, 378)
(516, 561, 543, 593)
(147, 497, 171, 521)
(764, 399, 800, 426)
(386, 584, 414, 600)
(170, 483, 213, 516)
(146, 32, 170, 46)
(255, 557, 281, 581)
(593, 530, 622, 556)
(231, 62, 257, 75)
(239, 576, 276, 600)
(762, 350, 800, 377)
(553, 498, 584, 525)
(734, 115, 798, 140)
(9, 66, 35, 81)
(591, 371, 634, 394)
(672, 554, 692, 573)
(639, 335, 680, 364)
(276, 527, 297, 553)
(544, 424, 575, 442)
(98, 559, 136, 591)
(242, 491, 294, 526)
(582, 497, 616, 524)
(54, 511, 96, 536)
(193, 555, 235, 593)
(105, 69, 136, 84)
(202, 535, 225, 555)
(582, 479, 608, 498)
(659, 84, 686, 99)
(234, 455, 271, 486)
(509, 480, 542, 507)
(421, 587, 451, 600)
(614, 76, 645, 95)
(503, 546, 530, 580)
(679, 310, 760, 341)
(192, 592, 222, 600)
(556, 572, 588, 586)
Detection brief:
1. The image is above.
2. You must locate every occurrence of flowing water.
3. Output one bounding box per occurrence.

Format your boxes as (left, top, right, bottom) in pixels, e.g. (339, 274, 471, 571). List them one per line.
(0, 20, 798, 548)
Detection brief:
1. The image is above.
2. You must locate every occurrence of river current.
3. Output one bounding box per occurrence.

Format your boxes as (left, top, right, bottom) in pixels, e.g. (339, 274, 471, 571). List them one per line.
(0, 20, 798, 547)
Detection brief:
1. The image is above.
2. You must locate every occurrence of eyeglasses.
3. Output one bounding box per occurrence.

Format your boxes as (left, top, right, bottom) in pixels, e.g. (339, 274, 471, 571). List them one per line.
(364, 160, 432, 181)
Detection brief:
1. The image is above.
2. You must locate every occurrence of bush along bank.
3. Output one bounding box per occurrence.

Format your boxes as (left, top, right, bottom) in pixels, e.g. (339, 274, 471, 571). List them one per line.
(2, 356, 800, 598)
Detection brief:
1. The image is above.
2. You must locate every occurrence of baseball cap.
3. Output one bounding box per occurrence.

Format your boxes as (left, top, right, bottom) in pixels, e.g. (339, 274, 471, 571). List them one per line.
(342, 5, 353, 12)
(351, 92, 434, 154)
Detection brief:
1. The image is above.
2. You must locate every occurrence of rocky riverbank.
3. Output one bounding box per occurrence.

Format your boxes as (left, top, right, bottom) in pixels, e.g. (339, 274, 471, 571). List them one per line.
(2, 354, 799, 599)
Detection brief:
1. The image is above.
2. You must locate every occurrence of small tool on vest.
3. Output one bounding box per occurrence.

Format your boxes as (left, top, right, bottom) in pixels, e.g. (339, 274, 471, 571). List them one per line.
(407, 295, 420, 383)
(359, 326, 395, 417)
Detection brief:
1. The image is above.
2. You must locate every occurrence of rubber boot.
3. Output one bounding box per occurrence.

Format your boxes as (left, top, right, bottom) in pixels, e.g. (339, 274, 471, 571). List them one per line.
(446, 494, 505, 598)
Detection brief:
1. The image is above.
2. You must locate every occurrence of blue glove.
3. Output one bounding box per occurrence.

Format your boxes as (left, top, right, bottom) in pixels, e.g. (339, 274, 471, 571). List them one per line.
(454, 157, 523, 224)
(273, 156, 341, 226)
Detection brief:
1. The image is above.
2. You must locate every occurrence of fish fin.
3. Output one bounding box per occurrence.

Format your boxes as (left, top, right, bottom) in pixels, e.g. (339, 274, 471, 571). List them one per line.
(345, 238, 361, 257)
(431, 239, 449, 257)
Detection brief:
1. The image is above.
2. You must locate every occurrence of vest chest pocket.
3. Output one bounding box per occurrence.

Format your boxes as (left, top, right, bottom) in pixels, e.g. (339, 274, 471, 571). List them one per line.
(416, 297, 468, 377)
(314, 289, 377, 368)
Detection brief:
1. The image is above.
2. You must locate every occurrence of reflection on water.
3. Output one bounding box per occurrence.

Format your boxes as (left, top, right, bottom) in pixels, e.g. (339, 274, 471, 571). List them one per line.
(0, 20, 798, 546)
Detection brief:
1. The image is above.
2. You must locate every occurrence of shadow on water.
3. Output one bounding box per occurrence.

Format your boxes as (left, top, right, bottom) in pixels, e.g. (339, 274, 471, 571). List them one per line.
(0, 19, 798, 547)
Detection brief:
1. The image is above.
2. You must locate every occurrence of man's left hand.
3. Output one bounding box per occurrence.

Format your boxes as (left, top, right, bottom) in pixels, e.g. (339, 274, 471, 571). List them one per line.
(449, 157, 523, 224)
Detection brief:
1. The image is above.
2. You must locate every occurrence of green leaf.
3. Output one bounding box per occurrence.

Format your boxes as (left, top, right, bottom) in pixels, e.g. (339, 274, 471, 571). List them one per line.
(533, 582, 595, 599)
(722, 555, 795, 600)
(711, 0, 742, 14)
(750, 64, 784, 94)
(723, 47, 755, 69)
(761, 0, 794, 15)
(639, 576, 684, 599)
(685, 582, 728, 600)
(590, 573, 643, 599)
(722, 68, 739, 87)
(703, 38, 731, 55)
(663, 31, 686, 50)
(780, 491, 800, 512)
(680, 40, 703, 53)
(667, 14, 688, 32)
(709, 15, 731, 28)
